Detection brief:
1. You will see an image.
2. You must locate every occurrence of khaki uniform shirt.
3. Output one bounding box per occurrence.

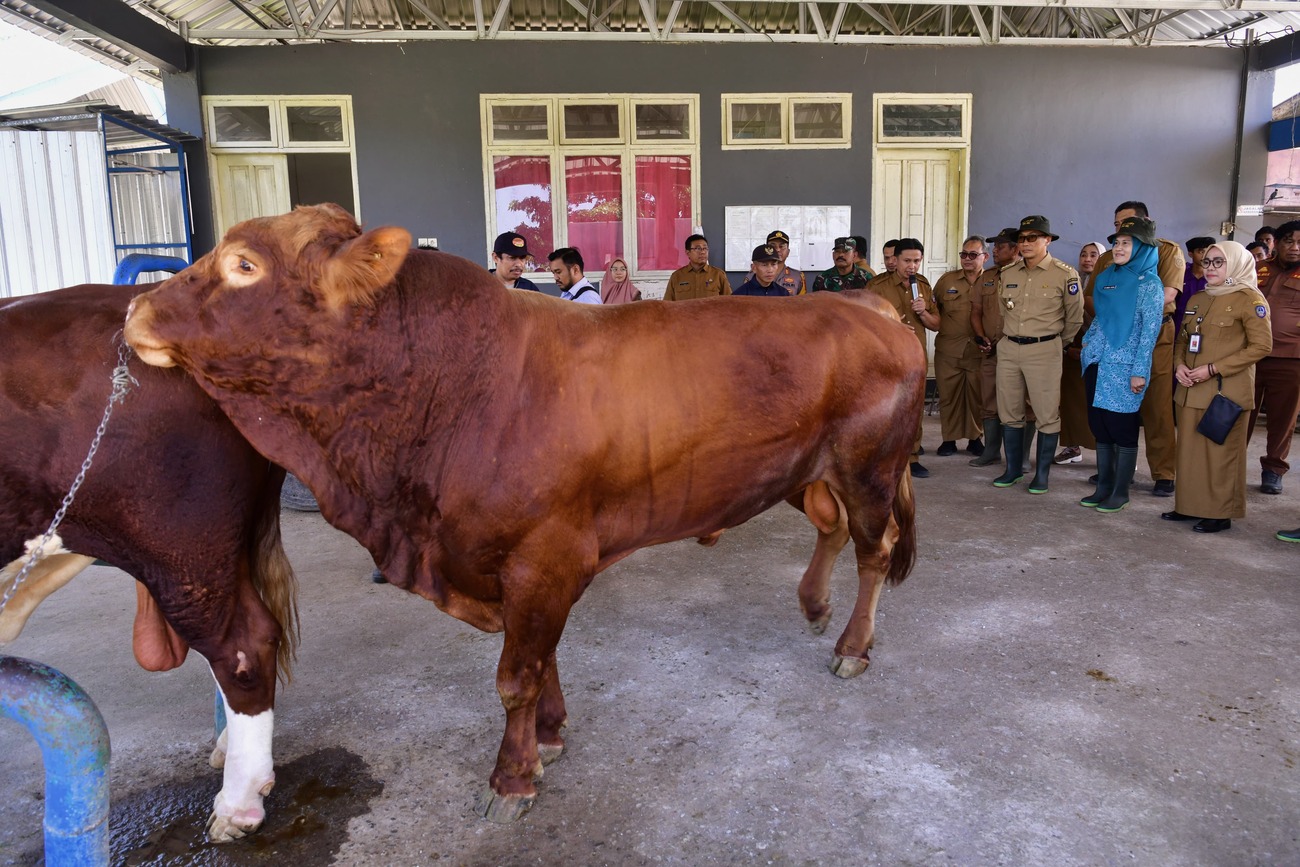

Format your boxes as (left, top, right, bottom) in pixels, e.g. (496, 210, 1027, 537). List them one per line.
(998, 253, 1084, 343)
(1089, 239, 1186, 316)
(1174, 288, 1273, 409)
(776, 264, 806, 296)
(665, 263, 732, 301)
(931, 270, 983, 362)
(1258, 264, 1300, 359)
(866, 271, 935, 351)
(972, 266, 1006, 344)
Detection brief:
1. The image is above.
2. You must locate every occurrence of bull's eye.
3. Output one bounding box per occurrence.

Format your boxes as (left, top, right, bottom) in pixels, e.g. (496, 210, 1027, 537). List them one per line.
(239, 258, 255, 273)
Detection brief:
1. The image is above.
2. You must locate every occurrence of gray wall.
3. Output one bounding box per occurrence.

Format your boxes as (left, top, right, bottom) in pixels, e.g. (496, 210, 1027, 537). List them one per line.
(185, 41, 1269, 266)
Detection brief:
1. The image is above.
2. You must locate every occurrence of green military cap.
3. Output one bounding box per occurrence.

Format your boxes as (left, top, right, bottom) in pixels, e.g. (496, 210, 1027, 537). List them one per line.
(1017, 215, 1059, 241)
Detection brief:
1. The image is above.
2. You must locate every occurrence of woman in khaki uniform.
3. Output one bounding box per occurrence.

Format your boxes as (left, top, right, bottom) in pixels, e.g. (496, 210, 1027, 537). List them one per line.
(1163, 241, 1273, 533)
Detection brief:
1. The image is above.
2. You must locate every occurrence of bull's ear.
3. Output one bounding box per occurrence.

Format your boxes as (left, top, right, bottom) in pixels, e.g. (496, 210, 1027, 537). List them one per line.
(319, 226, 412, 307)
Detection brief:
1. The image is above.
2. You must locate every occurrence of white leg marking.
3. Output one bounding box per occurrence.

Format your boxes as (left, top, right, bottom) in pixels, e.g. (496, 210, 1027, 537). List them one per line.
(0, 535, 94, 643)
(206, 674, 275, 843)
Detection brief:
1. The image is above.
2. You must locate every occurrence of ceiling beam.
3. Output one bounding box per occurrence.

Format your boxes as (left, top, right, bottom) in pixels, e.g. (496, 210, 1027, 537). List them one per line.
(20, 0, 190, 71)
(638, 0, 660, 38)
(708, 1, 756, 34)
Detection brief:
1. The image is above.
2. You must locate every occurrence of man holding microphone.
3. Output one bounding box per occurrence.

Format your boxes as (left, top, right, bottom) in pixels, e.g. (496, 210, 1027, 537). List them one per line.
(867, 238, 938, 477)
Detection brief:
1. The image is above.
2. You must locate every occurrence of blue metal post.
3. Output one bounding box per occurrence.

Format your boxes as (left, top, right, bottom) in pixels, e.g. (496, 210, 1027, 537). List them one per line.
(0, 656, 110, 866)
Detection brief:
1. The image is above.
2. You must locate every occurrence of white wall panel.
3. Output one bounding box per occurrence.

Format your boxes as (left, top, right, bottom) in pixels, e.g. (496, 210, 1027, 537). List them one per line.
(0, 131, 116, 297)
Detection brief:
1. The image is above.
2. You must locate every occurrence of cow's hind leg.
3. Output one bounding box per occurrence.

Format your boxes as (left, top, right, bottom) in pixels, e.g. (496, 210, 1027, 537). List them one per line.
(829, 470, 916, 679)
(794, 482, 850, 635)
(829, 513, 899, 678)
(536, 651, 567, 766)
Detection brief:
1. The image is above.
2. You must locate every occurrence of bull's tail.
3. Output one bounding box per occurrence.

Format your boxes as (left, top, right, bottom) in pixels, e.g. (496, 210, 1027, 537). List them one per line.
(886, 468, 917, 587)
(252, 468, 300, 683)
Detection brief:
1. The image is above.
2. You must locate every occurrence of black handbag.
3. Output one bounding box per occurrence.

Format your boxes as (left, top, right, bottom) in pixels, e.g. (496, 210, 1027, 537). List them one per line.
(1196, 375, 1244, 445)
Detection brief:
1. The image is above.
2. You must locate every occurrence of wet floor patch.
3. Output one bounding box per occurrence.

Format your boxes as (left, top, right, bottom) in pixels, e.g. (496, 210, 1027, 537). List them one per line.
(111, 747, 382, 866)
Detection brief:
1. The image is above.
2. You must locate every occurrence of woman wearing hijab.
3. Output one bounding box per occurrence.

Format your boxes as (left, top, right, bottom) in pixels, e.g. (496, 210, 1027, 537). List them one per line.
(1162, 241, 1273, 533)
(1078, 218, 1164, 513)
(600, 258, 642, 305)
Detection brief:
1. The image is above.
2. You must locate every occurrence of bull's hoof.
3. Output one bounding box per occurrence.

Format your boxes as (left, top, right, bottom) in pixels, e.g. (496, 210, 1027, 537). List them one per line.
(209, 729, 228, 769)
(806, 609, 832, 636)
(205, 808, 263, 843)
(829, 653, 869, 679)
(538, 741, 565, 766)
(473, 788, 536, 823)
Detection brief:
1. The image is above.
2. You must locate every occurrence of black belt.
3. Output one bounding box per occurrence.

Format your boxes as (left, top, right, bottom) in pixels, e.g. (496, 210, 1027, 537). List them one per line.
(1005, 334, 1059, 345)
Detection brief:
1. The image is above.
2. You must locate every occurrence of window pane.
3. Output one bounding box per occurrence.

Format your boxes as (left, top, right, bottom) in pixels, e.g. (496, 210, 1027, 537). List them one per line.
(565, 155, 623, 267)
(212, 105, 273, 143)
(881, 103, 963, 138)
(635, 104, 690, 140)
(730, 102, 781, 141)
(285, 105, 344, 142)
(493, 155, 553, 261)
(791, 102, 843, 140)
(492, 105, 549, 141)
(563, 104, 621, 140)
(635, 155, 691, 272)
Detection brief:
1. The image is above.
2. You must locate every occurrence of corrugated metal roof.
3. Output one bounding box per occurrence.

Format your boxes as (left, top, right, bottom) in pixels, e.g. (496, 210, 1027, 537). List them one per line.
(0, 100, 199, 145)
(5, 0, 1300, 81)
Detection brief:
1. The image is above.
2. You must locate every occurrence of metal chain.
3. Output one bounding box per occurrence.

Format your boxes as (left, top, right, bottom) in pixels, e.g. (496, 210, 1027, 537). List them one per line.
(0, 336, 138, 616)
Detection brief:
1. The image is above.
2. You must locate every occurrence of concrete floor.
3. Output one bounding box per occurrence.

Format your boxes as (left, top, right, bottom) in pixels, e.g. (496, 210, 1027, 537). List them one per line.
(2, 416, 1299, 866)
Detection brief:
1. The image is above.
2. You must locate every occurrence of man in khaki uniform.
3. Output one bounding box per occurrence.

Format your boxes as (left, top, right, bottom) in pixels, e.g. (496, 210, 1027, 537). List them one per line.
(665, 234, 731, 300)
(1248, 218, 1300, 494)
(867, 238, 938, 478)
(932, 235, 988, 457)
(969, 227, 1022, 467)
(993, 216, 1083, 494)
(1086, 202, 1186, 497)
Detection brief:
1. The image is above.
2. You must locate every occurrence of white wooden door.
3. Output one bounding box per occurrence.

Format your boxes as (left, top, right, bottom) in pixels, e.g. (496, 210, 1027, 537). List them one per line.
(872, 148, 965, 284)
(212, 153, 290, 238)
(872, 147, 968, 377)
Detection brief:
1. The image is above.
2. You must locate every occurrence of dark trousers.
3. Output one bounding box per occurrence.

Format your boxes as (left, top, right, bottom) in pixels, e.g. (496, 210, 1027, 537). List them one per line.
(1085, 364, 1141, 448)
(1247, 356, 1300, 476)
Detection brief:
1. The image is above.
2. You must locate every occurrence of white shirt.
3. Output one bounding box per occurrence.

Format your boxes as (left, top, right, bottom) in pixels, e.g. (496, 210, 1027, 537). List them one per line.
(562, 278, 602, 305)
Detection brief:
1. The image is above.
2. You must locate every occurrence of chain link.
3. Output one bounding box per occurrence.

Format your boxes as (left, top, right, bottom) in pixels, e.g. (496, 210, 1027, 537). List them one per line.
(0, 336, 138, 616)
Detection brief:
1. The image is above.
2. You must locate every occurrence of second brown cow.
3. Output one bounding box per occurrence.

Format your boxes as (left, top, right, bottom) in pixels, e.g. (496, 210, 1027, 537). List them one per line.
(125, 204, 925, 823)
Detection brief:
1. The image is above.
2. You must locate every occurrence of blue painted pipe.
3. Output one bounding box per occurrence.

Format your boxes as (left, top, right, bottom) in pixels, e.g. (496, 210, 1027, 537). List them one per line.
(112, 253, 189, 286)
(0, 656, 110, 866)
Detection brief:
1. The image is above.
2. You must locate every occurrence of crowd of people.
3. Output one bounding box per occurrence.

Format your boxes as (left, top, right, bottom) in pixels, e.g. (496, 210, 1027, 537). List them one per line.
(482, 206, 1299, 541)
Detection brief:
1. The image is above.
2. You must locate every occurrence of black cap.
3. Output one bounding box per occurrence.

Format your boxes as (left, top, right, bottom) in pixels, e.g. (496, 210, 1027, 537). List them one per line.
(1108, 216, 1157, 248)
(767, 230, 790, 244)
(493, 231, 531, 257)
(751, 244, 780, 263)
(1018, 215, 1059, 241)
(833, 236, 857, 251)
(990, 227, 1019, 245)
(1186, 236, 1216, 253)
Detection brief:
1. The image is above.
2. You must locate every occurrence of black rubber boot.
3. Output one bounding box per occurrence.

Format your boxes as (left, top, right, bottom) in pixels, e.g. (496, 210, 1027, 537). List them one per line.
(1027, 431, 1058, 494)
(1021, 421, 1036, 472)
(1080, 442, 1115, 508)
(970, 418, 1003, 467)
(992, 426, 1024, 487)
(1097, 446, 1139, 513)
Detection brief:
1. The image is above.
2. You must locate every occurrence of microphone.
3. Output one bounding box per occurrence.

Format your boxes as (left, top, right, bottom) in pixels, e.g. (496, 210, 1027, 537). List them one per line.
(909, 275, 918, 301)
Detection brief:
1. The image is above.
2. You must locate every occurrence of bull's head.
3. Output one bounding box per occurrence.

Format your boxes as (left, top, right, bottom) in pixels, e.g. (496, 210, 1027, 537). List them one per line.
(125, 203, 411, 371)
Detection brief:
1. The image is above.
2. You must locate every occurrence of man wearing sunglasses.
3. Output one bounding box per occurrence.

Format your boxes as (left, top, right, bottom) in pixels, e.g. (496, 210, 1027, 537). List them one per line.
(931, 236, 989, 458)
(992, 216, 1083, 495)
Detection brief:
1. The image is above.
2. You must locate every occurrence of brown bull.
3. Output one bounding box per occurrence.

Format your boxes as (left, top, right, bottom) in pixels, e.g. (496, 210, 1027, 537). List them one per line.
(124, 204, 924, 822)
(0, 283, 298, 841)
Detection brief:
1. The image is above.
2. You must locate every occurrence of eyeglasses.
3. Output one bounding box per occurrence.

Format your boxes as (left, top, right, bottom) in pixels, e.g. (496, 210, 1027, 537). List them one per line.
(958, 251, 984, 259)
(1017, 234, 1045, 243)
(688, 246, 709, 252)
(1202, 257, 1227, 269)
